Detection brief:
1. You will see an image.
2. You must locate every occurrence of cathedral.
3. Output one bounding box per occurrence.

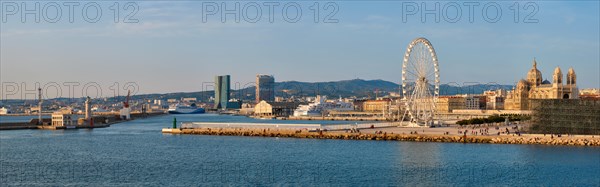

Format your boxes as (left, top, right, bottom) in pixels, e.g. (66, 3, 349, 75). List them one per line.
(505, 59, 578, 110)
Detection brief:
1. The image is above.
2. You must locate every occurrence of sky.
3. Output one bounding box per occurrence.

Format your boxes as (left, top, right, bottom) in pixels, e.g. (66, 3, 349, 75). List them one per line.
(1, 1, 599, 99)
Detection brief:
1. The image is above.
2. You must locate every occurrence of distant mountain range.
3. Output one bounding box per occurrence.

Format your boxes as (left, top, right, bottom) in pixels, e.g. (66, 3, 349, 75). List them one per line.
(131, 79, 513, 102)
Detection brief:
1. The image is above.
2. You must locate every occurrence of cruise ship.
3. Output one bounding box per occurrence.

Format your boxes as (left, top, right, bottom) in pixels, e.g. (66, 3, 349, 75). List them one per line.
(168, 103, 205, 114)
(293, 96, 353, 117)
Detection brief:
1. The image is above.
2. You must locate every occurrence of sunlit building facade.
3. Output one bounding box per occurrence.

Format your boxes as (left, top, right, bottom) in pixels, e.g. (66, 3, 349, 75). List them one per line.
(256, 74, 275, 103)
(505, 59, 578, 110)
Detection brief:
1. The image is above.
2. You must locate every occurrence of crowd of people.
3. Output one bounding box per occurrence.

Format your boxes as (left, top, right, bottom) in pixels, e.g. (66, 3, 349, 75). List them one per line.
(453, 124, 523, 136)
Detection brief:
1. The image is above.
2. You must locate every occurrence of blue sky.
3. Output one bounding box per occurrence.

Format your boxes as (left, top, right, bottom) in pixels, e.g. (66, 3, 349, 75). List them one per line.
(1, 1, 599, 99)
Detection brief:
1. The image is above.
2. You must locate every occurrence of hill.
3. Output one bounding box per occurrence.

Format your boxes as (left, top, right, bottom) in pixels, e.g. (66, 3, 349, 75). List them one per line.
(130, 79, 513, 102)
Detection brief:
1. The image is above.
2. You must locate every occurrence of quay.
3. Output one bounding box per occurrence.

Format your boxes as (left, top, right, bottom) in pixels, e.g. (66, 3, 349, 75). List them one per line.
(0, 122, 111, 130)
(162, 124, 600, 146)
(0, 112, 166, 130)
(0, 113, 53, 116)
(0, 122, 39, 130)
(38, 123, 111, 130)
(176, 122, 396, 131)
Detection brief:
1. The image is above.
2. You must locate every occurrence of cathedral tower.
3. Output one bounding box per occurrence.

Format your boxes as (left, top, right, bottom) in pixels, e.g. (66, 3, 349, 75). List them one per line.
(553, 66, 563, 86)
(527, 58, 543, 87)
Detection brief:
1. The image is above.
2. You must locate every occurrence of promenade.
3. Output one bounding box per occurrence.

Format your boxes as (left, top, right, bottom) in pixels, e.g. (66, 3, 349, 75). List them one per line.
(163, 123, 600, 146)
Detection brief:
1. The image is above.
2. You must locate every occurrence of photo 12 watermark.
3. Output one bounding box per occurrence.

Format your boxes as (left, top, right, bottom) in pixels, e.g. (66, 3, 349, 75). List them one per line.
(200, 1, 339, 23)
(401, 1, 539, 23)
(1, 1, 139, 23)
(1, 82, 139, 100)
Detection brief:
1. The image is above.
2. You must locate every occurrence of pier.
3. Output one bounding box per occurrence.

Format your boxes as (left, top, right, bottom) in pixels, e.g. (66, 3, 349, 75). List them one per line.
(177, 122, 397, 131)
(0, 122, 39, 130)
(163, 123, 600, 146)
(284, 116, 389, 121)
(0, 112, 166, 130)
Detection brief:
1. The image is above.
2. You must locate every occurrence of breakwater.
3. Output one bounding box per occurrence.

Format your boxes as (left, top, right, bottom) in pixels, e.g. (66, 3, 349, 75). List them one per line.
(163, 128, 600, 146)
(1, 112, 166, 130)
(180, 122, 396, 131)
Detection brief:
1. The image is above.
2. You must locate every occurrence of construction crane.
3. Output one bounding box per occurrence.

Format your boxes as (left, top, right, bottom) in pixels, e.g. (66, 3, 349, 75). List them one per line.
(123, 90, 130, 108)
(38, 87, 42, 125)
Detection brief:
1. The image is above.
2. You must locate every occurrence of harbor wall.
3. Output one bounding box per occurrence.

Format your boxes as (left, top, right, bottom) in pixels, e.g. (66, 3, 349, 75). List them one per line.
(529, 99, 600, 135)
(163, 127, 600, 146)
(0, 122, 39, 130)
(0, 112, 166, 130)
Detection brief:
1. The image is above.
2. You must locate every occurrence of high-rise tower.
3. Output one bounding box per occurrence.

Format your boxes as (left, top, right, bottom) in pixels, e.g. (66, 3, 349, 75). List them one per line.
(214, 75, 231, 109)
(256, 74, 275, 103)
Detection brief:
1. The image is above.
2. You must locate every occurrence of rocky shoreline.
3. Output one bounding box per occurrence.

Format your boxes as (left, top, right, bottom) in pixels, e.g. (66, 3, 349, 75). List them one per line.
(163, 128, 600, 146)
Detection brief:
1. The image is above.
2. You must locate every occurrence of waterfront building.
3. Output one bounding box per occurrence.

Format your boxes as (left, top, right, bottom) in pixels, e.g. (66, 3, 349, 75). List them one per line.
(483, 89, 507, 97)
(255, 101, 301, 117)
(465, 95, 486, 110)
(362, 99, 391, 112)
(353, 99, 367, 111)
(254, 101, 273, 116)
(214, 75, 231, 109)
(483, 89, 505, 110)
(182, 98, 197, 102)
(239, 103, 255, 115)
(51, 108, 75, 127)
(580, 88, 600, 100)
(580, 88, 599, 95)
(153, 100, 166, 107)
(505, 59, 578, 110)
(485, 96, 505, 110)
(435, 96, 466, 113)
(28, 106, 41, 114)
(256, 74, 275, 103)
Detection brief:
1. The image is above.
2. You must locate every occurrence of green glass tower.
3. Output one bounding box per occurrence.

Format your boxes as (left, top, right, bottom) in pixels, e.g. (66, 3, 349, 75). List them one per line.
(214, 75, 230, 109)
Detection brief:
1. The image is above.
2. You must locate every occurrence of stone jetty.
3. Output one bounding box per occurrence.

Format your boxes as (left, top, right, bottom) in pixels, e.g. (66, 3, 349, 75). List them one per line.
(162, 128, 600, 146)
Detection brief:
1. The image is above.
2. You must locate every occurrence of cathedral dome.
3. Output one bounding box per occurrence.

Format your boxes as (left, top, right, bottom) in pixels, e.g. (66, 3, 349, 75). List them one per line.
(542, 79, 551, 84)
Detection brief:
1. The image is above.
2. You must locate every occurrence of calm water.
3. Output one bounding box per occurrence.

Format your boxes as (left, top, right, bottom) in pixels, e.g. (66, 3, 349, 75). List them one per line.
(0, 115, 50, 123)
(1, 114, 599, 186)
(0, 115, 85, 123)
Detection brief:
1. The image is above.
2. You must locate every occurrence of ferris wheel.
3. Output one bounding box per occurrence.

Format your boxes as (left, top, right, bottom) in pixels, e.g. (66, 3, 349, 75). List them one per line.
(401, 37, 440, 127)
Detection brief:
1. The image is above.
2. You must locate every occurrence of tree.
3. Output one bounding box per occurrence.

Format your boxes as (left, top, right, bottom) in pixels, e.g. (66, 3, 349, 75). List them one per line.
(470, 118, 484, 125)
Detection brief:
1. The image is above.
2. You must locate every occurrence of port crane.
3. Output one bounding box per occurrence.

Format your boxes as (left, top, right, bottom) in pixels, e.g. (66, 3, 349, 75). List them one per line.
(123, 90, 130, 108)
